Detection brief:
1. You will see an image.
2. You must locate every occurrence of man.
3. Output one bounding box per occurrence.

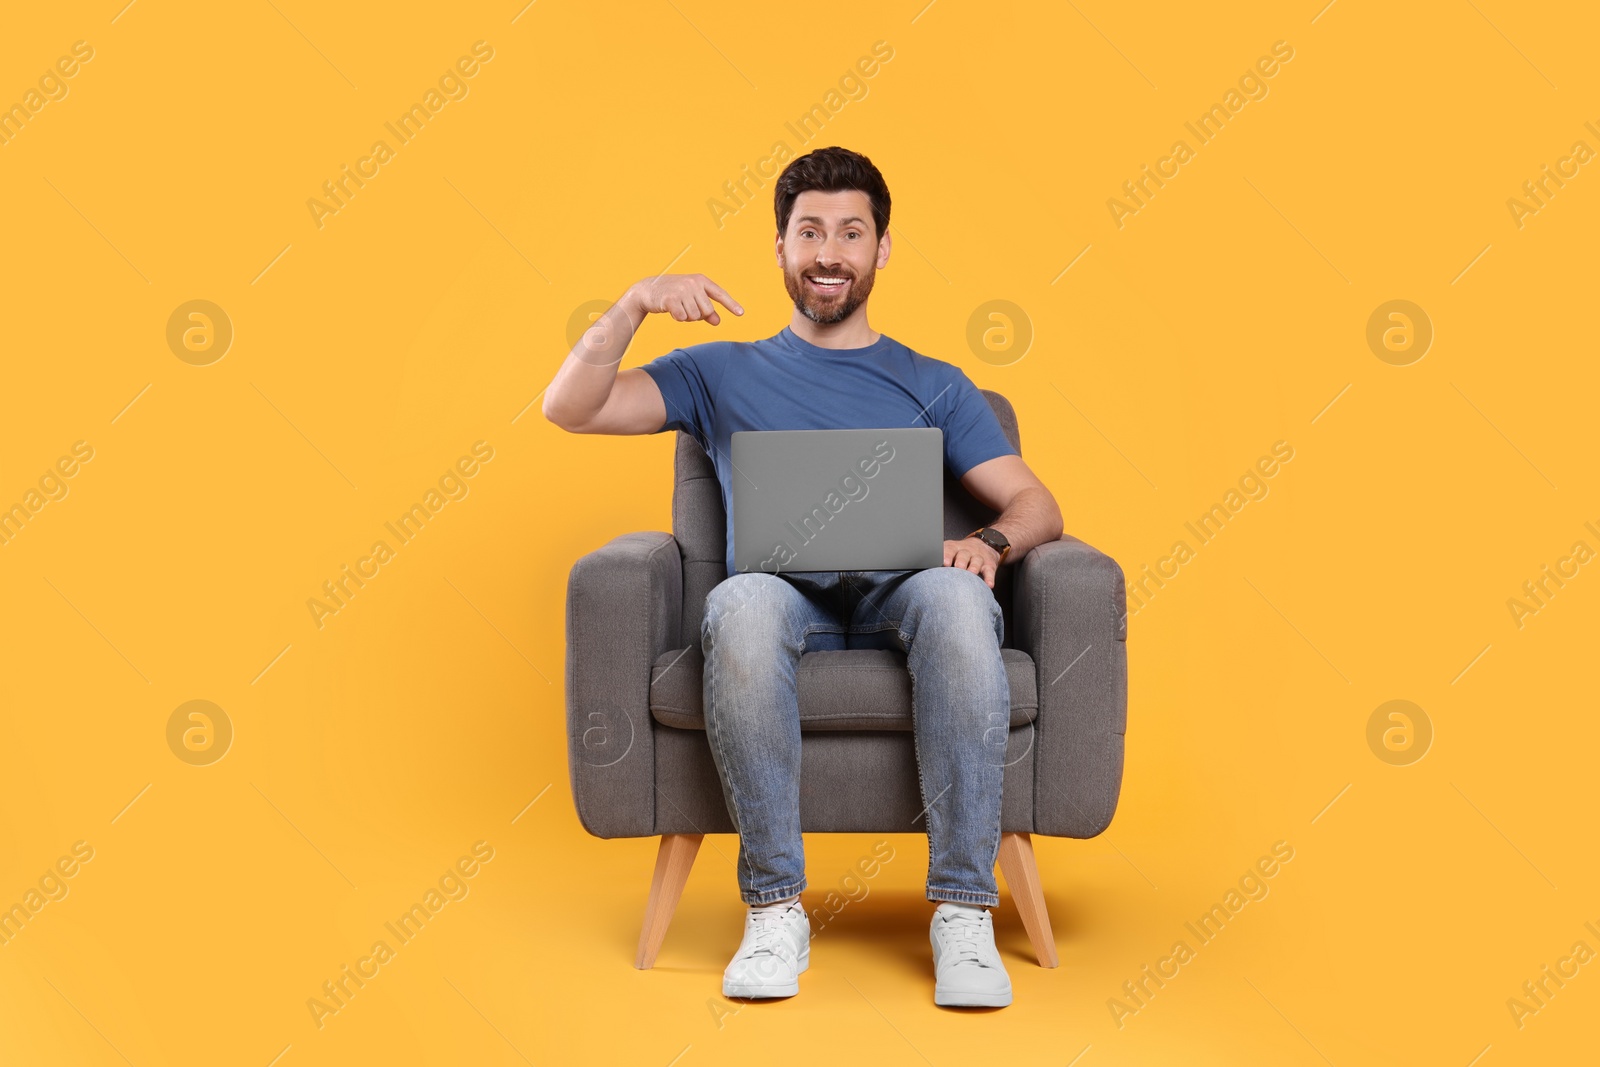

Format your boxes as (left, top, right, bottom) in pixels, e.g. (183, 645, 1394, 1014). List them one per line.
(543, 146, 1063, 1008)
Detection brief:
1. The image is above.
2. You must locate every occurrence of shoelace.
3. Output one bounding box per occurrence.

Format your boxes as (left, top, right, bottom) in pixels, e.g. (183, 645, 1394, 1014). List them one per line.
(744, 903, 801, 963)
(937, 909, 994, 968)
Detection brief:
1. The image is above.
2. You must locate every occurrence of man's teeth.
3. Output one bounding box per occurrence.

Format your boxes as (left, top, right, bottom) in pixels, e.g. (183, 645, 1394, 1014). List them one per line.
(809, 276, 847, 286)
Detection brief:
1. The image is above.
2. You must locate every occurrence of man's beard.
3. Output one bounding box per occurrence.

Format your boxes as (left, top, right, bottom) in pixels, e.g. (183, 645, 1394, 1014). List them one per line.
(783, 259, 876, 325)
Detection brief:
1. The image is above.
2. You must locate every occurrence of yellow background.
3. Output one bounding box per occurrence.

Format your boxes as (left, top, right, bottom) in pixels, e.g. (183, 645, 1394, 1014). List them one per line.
(2, 1, 1596, 1063)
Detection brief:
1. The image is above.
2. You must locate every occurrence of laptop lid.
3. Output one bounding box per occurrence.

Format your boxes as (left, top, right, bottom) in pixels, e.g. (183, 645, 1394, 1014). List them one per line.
(730, 427, 944, 574)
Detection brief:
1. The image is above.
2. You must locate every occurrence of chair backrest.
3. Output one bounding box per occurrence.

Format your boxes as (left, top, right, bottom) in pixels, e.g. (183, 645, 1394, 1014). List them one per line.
(672, 389, 1024, 647)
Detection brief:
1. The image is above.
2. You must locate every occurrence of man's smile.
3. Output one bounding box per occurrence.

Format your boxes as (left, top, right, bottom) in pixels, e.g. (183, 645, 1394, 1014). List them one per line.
(806, 274, 851, 294)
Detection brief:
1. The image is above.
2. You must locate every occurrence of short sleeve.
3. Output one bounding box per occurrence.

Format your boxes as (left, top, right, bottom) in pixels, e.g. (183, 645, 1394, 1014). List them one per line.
(638, 345, 720, 446)
(939, 368, 1018, 476)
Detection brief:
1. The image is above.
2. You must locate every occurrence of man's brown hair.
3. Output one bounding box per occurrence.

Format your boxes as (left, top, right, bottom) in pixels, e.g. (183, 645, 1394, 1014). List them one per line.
(774, 146, 891, 241)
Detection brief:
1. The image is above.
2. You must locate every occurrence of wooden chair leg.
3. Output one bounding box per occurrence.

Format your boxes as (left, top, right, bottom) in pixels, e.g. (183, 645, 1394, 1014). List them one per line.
(997, 831, 1059, 968)
(636, 833, 703, 969)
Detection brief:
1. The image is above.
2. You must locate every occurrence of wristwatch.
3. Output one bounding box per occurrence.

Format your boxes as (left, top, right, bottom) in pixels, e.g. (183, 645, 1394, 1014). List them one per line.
(966, 526, 1011, 563)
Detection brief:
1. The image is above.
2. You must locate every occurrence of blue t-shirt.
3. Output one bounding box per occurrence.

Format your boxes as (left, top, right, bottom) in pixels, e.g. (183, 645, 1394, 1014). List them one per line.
(639, 325, 1018, 576)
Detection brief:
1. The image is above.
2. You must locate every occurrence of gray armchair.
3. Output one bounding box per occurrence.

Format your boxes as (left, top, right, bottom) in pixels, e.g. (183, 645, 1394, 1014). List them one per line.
(564, 389, 1129, 969)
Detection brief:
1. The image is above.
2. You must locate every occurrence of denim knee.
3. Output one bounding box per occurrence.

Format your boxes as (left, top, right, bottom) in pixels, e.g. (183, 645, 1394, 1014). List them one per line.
(702, 573, 812, 671)
(906, 567, 1004, 646)
(702, 573, 785, 641)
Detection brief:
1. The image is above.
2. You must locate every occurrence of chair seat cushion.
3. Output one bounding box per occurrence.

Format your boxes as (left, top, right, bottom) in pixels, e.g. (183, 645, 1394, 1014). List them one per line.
(648, 646, 1039, 732)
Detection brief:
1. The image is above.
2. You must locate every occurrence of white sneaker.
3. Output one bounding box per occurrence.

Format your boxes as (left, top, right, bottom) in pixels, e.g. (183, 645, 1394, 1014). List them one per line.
(930, 902, 1013, 1007)
(722, 899, 810, 998)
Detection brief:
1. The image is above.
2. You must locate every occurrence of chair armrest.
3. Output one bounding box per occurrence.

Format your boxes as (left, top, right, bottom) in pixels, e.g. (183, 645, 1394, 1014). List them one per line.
(1013, 535, 1129, 838)
(565, 531, 683, 838)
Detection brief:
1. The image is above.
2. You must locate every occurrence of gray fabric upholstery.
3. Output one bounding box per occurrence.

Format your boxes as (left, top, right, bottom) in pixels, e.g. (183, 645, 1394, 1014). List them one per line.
(648, 645, 1040, 731)
(564, 531, 681, 838)
(671, 432, 725, 650)
(652, 724, 1039, 835)
(1015, 537, 1129, 837)
(563, 389, 1129, 844)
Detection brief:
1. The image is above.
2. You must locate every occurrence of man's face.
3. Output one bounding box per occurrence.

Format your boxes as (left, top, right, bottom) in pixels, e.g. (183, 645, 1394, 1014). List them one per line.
(777, 189, 889, 326)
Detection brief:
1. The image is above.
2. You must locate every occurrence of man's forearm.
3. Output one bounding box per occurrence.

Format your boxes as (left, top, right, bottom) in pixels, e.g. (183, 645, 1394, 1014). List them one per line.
(987, 487, 1064, 560)
(541, 285, 648, 427)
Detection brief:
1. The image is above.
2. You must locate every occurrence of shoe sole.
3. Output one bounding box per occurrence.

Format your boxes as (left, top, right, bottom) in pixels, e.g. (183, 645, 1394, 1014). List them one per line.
(723, 945, 809, 999)
(934, 985, 1013, 1007)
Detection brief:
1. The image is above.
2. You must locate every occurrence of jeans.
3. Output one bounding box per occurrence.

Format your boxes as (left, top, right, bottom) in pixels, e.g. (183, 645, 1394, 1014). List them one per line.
(700, 566, 1011, 908)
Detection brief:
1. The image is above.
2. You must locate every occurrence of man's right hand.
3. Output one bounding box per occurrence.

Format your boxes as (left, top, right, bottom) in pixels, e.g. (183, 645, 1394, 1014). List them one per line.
(629, 274, 744, 326)
(545, 273, 743, 435)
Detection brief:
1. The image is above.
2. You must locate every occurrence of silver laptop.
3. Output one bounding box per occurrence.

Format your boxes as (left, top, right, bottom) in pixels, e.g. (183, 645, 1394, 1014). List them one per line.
(730, 428, 944, 574)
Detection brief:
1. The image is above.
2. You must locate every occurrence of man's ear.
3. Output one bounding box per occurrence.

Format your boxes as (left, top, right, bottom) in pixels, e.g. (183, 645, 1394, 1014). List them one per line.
(876, 229, 891, 269)
(775, 232, 786, 268)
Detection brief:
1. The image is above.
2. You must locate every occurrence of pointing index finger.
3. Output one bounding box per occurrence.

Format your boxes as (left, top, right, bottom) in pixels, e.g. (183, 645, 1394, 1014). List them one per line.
(704, 280, 744, 316)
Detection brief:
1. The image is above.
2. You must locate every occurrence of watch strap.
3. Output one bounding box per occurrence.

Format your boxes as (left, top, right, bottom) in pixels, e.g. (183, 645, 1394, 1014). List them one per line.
(967, 526, 1011, 561)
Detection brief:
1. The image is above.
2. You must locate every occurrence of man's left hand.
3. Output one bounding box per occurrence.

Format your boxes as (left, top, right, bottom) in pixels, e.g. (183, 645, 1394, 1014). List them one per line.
(943, 537, 1002, 589)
